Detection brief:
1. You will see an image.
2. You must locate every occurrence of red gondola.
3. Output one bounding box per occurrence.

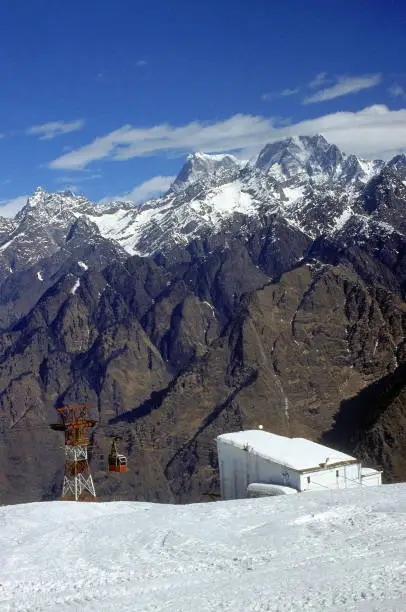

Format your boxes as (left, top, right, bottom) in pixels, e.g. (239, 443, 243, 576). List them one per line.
(108, 438, 127, 473)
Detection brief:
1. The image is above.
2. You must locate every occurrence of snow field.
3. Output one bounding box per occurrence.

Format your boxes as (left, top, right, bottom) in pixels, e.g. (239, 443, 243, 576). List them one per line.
(0, 484, 405, 611)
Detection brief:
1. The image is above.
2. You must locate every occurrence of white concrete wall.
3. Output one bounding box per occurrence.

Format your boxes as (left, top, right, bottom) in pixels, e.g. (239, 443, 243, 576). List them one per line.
(361, 471, 382, 487)
(299, 463, 361, 492)
(217, 440, 301, 500)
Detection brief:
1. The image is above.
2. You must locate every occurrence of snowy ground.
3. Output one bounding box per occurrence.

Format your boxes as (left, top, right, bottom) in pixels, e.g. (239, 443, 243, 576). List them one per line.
(1, 485, 405, 611)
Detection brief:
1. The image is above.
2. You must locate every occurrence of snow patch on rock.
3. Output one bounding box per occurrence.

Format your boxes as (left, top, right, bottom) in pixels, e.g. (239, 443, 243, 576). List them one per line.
(70, 278, 80, 294)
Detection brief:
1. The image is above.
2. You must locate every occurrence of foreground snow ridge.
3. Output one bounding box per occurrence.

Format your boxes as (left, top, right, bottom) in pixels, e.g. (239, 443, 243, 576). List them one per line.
(1, 485, 405, 611)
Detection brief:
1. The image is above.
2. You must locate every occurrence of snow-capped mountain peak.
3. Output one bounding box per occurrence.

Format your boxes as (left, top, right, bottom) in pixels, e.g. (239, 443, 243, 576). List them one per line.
(171, 151, 244, 193)
(254, 135, 383, 187)
(28, 186, 46, 205)
(255, 134, 341, 179)
(16, 187, 94, 222)
(0, 134, 402, 271)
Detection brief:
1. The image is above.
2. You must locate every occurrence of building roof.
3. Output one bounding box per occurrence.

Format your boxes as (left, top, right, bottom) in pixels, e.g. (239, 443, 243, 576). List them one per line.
(217, 430, 357, 472)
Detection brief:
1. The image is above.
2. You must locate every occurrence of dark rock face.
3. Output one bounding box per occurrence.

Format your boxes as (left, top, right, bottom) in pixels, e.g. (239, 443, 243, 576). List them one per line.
(0, 214, 128, 330)
(1, 239, 405, 504)
(323, 363, 406, 483)
(0, 136, 405, 505)
(361, 169, 406, 233)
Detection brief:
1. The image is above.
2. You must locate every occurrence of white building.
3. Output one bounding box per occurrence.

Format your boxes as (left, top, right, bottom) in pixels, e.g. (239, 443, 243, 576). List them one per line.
(216, 430, 382, 500)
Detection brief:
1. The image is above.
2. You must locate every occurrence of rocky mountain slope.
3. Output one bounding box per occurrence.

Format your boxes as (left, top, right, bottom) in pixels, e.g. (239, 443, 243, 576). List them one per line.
(0, 134, 405, 504)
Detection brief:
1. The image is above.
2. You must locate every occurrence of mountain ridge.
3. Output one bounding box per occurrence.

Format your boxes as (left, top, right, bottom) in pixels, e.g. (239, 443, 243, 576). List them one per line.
(0, 134, 404, 505)
(0, 135, 402, 267)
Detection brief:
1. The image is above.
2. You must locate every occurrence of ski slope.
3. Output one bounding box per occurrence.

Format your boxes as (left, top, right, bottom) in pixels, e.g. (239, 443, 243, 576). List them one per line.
(1, 485, 405, 611)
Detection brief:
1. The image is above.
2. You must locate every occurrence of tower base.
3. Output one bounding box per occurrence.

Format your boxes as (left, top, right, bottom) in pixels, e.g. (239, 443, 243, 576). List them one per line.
(61, 445, 97, 502)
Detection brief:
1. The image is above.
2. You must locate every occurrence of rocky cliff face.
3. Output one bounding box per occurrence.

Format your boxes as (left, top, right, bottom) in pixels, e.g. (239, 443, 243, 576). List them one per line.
(323, 363, 406, 483)
(0, 135, 405, 504)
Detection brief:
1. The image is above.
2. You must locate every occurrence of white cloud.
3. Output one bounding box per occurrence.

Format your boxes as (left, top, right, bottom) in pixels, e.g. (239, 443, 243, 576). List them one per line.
(55, 173, 102, 183)
(27, 119, 85, 140)
(50, 125, 130, 169)
(281, 105, 406, 159)
(389, 84, 406, 99)
(303, 74, 381, 104)
(280, 88, 299, 97)
(101, 175, 175, 204)
(49, 104, 406, 171)
(0, 195, 29, 218)
(262, 88, 299, 101)
(308, 72, 330, 89)
(136, 60, 148, 67)
(49, 116, 276, 169)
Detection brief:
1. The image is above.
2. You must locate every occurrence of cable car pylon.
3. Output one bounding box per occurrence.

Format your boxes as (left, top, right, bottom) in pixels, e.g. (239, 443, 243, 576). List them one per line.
(51, 404, 97, 502)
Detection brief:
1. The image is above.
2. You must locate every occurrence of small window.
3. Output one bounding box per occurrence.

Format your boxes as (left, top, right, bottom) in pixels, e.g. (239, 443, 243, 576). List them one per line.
(336, 470, 339, 477)
(307, 476, 311, 484)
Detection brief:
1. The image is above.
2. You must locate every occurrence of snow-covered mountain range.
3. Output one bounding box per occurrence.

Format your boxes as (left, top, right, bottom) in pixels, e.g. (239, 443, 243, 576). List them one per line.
(0, 133, 403, 331)
(1, 135, 404, 272)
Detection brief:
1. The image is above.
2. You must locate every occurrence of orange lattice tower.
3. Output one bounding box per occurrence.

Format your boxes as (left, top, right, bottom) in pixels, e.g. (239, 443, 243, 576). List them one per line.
(56, 404, 97, 501)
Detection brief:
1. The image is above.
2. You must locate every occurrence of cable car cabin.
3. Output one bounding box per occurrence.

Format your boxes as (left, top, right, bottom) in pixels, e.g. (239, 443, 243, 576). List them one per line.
(108, 439, 127, 473)
(109, 454, 127, 472)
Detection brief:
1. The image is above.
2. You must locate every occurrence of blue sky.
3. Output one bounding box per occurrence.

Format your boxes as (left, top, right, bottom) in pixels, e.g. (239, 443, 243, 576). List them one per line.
(1, 0, 406, 215)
